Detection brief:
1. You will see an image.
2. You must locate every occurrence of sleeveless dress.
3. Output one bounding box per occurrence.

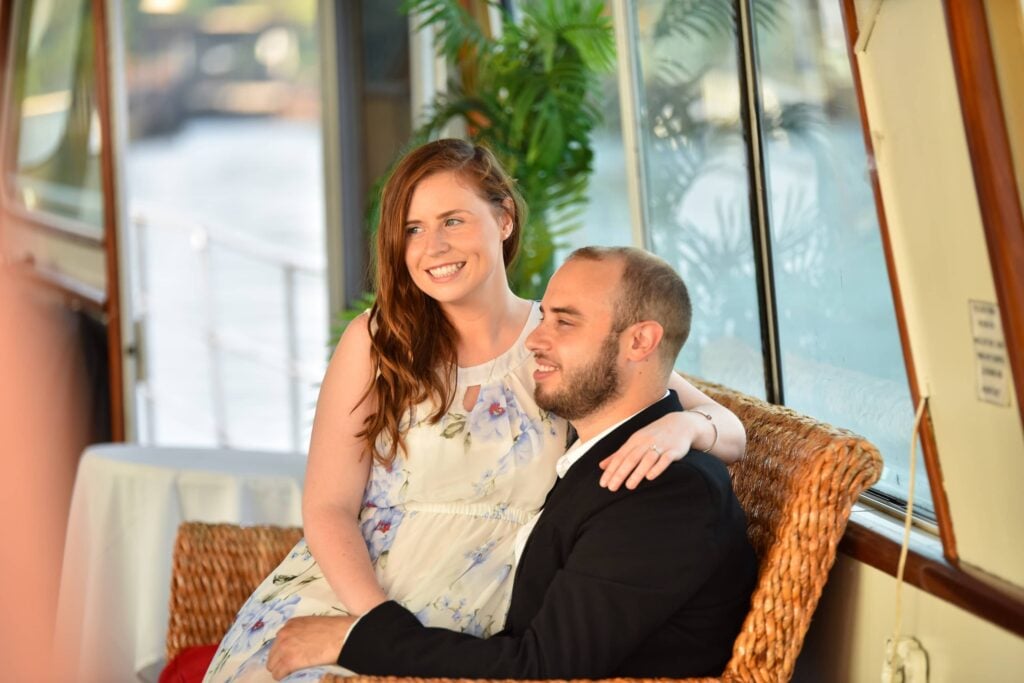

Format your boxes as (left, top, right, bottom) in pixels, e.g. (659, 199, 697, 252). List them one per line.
(205, 303, 567, 682)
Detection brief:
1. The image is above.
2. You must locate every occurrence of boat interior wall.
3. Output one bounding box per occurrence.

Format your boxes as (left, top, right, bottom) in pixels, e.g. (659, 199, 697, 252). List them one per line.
(794, 555, 1024, 681)
(852, 0, 1024, 586)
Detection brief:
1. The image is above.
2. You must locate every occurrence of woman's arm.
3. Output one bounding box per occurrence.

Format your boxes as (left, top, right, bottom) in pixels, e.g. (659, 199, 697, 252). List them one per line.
(302, 313, 387, 615)
(668, 373, 746, 460)
(598, 373, 746, 491)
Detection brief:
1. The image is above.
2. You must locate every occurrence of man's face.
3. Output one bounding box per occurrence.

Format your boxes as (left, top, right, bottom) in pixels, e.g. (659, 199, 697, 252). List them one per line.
(526, 258, 624, 421)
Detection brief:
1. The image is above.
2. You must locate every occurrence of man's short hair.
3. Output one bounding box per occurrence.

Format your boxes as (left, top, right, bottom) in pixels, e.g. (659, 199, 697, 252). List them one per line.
(568, 246, 692, 366)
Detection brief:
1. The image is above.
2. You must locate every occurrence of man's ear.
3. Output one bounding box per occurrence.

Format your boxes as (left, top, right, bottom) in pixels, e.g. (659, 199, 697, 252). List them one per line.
(623, 321, 664, 363)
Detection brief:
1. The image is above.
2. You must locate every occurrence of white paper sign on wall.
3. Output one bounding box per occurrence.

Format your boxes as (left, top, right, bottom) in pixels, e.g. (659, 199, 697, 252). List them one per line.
(969, 300, 1010, 407)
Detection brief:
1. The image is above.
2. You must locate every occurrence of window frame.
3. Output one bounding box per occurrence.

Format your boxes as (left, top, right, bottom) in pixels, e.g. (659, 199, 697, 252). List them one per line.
(0, 0, 107, 244)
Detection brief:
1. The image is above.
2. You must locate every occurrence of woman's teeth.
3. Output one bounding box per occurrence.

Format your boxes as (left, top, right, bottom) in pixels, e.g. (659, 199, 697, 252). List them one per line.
(428, 263, 464, 278)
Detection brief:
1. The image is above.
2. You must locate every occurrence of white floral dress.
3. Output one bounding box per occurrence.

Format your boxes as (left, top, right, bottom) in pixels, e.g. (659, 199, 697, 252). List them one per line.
(205, 303, 566, 682)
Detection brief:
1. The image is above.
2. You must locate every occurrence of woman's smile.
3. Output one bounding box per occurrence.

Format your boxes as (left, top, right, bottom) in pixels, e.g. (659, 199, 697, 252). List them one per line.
(426, 261, 466, 280)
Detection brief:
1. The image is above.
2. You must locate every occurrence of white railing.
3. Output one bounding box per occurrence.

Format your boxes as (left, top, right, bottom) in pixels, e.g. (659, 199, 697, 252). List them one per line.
(130, 201, 326, 452)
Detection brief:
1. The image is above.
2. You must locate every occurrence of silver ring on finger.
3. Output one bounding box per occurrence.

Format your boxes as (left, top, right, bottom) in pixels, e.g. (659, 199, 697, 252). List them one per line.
(649, 444, 663, 456)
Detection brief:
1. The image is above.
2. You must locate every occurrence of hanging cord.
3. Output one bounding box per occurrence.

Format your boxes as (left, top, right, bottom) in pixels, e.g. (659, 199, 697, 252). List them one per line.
(886, 395, 929, 673)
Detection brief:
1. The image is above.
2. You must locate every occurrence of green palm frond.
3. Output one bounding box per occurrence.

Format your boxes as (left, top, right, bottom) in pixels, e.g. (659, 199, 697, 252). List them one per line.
(654, 0, 735, 41)
(337, 0, 614, 318)
(402, 0, 491, 59)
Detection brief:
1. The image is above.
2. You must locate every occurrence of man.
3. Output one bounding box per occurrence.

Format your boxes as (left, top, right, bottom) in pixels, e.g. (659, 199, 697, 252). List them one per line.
(270, 247, 757, 680)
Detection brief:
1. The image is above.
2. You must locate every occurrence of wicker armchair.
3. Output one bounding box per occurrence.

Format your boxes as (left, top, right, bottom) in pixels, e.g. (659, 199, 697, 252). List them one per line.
(166, 380, 882, 682)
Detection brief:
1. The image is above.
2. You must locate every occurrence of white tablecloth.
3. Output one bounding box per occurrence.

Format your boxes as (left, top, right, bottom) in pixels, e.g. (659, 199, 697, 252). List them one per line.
(54, 444, 306, 683)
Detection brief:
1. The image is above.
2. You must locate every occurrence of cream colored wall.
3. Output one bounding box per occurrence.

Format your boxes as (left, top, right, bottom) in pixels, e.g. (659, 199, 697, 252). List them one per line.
(852, 0, 1024, 584)
(794, 556, 1024, 682)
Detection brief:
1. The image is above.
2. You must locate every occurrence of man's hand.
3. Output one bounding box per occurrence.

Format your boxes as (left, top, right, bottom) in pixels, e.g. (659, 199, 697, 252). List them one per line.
(267, 615, 357, 680)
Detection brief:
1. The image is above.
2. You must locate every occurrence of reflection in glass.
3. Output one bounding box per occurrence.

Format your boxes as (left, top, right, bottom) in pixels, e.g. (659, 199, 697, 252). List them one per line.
(564, 42, 633, 254)
(7, 0, 104, 230)
(753, 0, 931, 515)
(634, 0, 765, 398)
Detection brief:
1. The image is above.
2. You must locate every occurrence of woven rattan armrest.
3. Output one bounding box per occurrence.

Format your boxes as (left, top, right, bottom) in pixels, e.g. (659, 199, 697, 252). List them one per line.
(165, 522, 303, 662)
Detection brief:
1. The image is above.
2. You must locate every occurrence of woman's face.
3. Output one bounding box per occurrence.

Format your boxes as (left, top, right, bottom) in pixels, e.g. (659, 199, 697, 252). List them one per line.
(403, 171, 511, 306)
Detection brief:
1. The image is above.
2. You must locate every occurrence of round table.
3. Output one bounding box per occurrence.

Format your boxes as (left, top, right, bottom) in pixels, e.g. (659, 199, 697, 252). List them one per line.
(53, 443, 306, 682)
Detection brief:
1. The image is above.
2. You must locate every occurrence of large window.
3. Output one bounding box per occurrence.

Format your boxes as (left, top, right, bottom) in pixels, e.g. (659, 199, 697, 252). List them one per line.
(567, 0, 930, 516)
(123, 0, 329, 452)
(3, 0, 104, 234)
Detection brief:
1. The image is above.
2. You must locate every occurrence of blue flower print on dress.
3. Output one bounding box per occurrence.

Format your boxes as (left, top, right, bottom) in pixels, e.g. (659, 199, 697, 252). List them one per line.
(287, 540, 313, 562)
(451, 539, 497, 584)
(501, 384, 546, 466)
(360, 505, 405, 563)
(282, 666, 339, 682)
(467, 384, 514, 442)
(362, 460, 407, 509)
(436, 595, 468, 624)
(226, 594, 301, 657)
(223, 639, 273, 682)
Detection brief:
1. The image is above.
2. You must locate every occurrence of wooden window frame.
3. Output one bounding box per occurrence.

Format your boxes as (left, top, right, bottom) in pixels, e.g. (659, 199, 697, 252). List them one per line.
(944, 0, 1024, 433)
(835, 0, 1024, 638)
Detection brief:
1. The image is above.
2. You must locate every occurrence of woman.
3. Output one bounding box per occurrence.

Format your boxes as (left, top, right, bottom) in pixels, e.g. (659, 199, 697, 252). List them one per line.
(206, 140, 745, 682)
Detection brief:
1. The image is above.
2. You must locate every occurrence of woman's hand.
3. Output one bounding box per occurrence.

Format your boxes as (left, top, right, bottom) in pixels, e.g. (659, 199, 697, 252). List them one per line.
(598, 410, 709, 491)
(598, 375, 747, 491)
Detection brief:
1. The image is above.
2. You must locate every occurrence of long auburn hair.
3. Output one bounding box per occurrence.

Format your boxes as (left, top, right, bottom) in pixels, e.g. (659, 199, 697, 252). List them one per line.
(359, 139, 524, 466)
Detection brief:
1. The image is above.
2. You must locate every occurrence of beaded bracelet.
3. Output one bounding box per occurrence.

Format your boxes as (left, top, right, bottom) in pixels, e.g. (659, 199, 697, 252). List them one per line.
(686, 409, 719, 453)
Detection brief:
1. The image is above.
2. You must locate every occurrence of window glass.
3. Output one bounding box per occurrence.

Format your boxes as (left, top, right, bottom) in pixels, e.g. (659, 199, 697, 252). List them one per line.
(564, 66, 633, 252)
(752, 0, 932, 515)
(6, 0, 104, 231)
(634, 0, 766, 399)
(124, 0, 328, 452)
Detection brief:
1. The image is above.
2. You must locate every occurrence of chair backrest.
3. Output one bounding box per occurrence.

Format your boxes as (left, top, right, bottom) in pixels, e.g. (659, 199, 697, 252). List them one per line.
(165, 522, 303, 661)
(692, 377, 882, 682)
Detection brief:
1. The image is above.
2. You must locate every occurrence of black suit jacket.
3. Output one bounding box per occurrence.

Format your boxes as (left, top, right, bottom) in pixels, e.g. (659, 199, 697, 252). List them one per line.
(340, 391, 757, 679)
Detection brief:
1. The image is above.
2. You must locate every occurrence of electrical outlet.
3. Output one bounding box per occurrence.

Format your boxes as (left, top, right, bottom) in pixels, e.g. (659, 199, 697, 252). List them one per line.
(882, 636, 929, 682)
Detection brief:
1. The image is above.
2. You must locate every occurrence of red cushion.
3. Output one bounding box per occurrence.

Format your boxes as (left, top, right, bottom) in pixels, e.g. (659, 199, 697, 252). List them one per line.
(159, 644, 219, 683)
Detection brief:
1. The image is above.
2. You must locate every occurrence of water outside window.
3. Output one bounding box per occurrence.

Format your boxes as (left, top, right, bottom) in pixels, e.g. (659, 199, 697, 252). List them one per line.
(123, 0, 327, 453)
(752, 0, 932, 516)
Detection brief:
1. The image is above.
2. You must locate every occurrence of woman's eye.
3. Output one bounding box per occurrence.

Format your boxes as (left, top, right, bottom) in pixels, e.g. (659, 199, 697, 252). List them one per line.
(405, 225, 422, 235)
(444, 217, 462, 227)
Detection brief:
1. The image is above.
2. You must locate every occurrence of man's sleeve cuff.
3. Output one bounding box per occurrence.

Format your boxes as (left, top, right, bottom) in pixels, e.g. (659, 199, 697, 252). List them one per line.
(337, 614, 363, 655)
(337, 600, 420, 668)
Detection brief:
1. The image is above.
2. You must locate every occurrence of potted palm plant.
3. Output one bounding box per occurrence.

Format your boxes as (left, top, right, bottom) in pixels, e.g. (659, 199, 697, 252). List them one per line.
(341, 0, 615, 327)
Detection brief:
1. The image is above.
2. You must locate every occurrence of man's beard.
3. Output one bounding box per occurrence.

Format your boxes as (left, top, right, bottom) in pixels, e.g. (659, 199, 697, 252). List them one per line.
(534, 332, 621, 421)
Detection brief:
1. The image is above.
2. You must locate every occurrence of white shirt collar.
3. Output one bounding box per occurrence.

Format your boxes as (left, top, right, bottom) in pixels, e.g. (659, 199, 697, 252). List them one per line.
(554, 390, 671, 479)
